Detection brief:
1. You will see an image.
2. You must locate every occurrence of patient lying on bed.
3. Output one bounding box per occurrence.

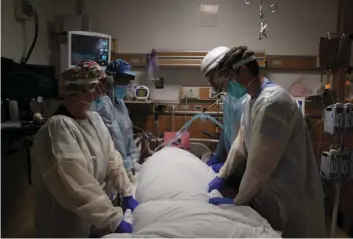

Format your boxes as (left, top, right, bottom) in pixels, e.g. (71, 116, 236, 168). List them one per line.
(105, 147, 280, 238)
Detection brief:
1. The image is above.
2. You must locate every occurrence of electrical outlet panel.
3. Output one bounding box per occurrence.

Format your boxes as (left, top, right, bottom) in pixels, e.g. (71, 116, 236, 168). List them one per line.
(182, 87, 199, 99)
(15, 0, 33, 22)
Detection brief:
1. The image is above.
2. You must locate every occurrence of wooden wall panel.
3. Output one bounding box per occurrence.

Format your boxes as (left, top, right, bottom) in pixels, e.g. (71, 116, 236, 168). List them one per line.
(142, 115, 220, 139)
(266, 55, 319, 71)
(199, 88, 211, 100)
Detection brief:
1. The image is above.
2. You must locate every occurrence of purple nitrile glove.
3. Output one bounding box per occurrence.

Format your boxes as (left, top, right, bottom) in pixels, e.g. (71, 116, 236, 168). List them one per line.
(206, 154, 220, 166)
(115, 220, 132, 233)
(209, 197, 235, 205)
(211, 162, 224, 173)
(122, 196, 139, 212)
(208, 176, 226, 193)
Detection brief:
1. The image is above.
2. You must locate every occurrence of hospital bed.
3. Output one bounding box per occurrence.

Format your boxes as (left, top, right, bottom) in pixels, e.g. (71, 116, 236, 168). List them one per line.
(104, 147, 280, 238)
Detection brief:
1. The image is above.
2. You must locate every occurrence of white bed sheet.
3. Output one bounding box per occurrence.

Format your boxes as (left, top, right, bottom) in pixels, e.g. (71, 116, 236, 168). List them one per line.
(105, 147, 280, 238)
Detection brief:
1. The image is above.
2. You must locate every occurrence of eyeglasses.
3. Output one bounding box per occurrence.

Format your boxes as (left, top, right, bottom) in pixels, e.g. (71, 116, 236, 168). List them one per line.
(207, 73, 225, 94)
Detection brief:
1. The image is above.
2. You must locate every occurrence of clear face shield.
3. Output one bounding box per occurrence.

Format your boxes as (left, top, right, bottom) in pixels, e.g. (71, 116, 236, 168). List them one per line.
(207, 69, 234, 95)
(106, 76, 115, 100)
(69, 83, 100, 108)
(114, 73, 136, 100)
(207, 71, 225, 94)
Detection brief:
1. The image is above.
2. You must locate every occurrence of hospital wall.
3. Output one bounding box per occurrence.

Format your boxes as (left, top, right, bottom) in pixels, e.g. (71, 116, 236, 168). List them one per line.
(57, 0, 340, 139)
(1, 0, 339, 132)
(2, 0, 338, 89)
(0, 0, 75, 65)
(84, 0, 337, 99)
(1, 0, 338, 103)
(76, 0, 343, 150)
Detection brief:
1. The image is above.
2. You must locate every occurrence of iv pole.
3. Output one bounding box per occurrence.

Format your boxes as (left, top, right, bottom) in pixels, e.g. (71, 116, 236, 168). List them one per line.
(244, 0, 277, 40)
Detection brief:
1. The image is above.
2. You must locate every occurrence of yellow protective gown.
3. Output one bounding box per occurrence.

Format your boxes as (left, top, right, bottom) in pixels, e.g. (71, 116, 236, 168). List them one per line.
(219, 84, 326, 237)
(31, 111, 133, 237)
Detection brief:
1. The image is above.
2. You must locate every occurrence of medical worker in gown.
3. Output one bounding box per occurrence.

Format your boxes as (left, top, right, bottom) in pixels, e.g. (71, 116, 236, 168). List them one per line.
(91, 59, 140, 184)
(207, 46, 326, 237)
(201, 47, 248, 180)
(31, 61, 138, 237)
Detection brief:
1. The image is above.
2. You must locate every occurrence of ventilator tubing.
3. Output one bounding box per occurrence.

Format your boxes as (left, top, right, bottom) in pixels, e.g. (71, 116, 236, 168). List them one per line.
(166, 113, 224, 147)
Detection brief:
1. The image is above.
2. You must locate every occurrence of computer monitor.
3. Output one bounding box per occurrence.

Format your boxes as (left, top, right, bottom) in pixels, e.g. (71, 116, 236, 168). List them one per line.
(67, 31, 111, 69)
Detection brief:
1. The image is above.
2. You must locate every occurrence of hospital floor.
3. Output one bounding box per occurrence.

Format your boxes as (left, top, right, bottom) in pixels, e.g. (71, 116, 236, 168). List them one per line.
(326, 218, 349, 238)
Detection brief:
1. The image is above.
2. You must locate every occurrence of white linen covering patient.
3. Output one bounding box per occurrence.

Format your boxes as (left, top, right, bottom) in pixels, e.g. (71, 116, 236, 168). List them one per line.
(105, 147, 280, 238)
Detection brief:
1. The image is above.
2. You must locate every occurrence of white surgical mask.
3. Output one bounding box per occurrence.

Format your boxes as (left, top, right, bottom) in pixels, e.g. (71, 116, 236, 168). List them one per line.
(70, 97, 92, 106)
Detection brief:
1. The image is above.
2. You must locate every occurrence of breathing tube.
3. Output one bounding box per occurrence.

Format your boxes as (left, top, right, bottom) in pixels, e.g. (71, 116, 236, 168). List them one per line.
(162, 113, 224, 148)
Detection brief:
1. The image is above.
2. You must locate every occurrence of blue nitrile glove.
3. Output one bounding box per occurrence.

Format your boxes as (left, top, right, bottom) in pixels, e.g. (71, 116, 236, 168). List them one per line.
(211, 162, 224, 173)
(209, 197, 235, 205)
(115, 220, 132, 233)
(208, 176, 226, 193)
(207, 154, 220, 166)
(122, 196, 139, 212)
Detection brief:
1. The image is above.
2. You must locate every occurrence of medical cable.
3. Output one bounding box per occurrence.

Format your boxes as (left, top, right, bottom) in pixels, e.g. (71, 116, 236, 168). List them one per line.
(172, 105, 175, 132)
(21, 2, 38, 64)
(133, 125, 163, 144)
(132, 125, 162, 155)
(184, 95, 188, 124)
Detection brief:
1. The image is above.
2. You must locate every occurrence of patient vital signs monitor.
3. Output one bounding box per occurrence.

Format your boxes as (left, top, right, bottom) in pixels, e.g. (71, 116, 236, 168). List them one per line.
(60, 31, 111, 72)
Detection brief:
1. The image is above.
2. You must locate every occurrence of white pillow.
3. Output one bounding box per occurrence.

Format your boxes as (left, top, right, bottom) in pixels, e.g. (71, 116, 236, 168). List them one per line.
(135, 147, 216, 203)
(105, 147, 280, 238)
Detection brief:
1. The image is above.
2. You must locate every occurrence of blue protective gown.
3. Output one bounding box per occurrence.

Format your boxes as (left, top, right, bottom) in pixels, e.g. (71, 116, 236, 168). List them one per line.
(90, 95, 139, 171)
(214, 93, 248, 157)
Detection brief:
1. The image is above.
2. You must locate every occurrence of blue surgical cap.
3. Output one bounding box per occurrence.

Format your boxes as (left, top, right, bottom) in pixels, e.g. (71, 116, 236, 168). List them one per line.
(106, 59, 136, 78)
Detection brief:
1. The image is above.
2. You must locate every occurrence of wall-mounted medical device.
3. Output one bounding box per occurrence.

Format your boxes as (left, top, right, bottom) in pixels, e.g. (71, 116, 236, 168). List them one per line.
(134, 85, 150, 101)
(294, 97, 305, 115)
(323, 103, 353, 134)
(59, 31, 111, 73)
(321, 149, 341, 179)
(321, 148, 353, 180)
(324, 103, 345, 134)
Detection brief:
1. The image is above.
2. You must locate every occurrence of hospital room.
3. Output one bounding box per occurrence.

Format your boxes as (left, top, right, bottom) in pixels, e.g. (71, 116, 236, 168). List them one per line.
(1, 0, 353, 237)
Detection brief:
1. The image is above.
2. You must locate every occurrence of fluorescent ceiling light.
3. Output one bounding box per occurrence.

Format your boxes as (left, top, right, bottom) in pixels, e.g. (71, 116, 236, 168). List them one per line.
(200, 4, 218, 14)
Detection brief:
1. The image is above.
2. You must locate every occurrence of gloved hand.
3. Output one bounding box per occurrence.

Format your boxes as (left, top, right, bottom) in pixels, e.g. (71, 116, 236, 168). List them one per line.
(209, 197, 235, 205)
(122, 196, 139, 212)
(210, 162, 224, 173)
(115, 220, 132, 233)
(208, 176, 226, 193)
(206, 154, 220, 166)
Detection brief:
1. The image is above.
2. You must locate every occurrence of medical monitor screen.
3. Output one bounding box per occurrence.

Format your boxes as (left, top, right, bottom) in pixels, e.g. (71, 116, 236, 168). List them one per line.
(71, 34, 110, 68)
